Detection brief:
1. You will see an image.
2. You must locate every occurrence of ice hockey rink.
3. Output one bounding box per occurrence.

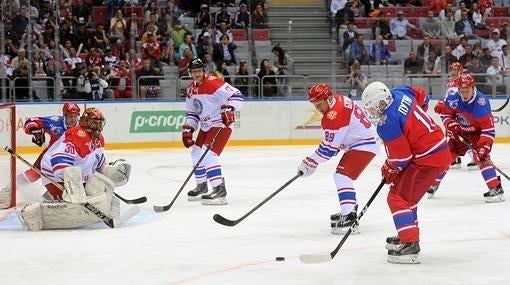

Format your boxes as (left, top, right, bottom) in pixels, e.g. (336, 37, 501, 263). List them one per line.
(1, 144, 509, 285)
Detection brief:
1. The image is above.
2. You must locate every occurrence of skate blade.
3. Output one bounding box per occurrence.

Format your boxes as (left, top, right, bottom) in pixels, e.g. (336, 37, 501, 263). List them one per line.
(484, 195, 505, 203)
(187, 195, 204, 201)
(387, 254, 421, 264)
(385, 243, 401, 251)
(201, 197, 228, 205)
(331, 225, 359, 235)
(427, 192, 435, 199)
(467, 165, 479, 170)
(449, 164, 461, 169)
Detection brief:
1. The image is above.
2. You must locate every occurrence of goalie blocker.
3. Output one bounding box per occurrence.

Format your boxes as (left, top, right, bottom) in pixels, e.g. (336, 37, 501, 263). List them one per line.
(17, 167, 129, 231)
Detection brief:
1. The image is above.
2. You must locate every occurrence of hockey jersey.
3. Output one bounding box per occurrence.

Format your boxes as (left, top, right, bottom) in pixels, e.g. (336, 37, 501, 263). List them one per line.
(378, 88, 450, 168)
(309, 95, 379, 164)
(440, 89, 495, 148)
(40, 126, 106, 185)
(24, 115, 77, 146)
(185, 74, 244, 131)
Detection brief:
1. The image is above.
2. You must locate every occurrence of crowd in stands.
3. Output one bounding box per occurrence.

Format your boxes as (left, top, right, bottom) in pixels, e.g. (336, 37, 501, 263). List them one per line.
(0, 0, 293, 101)
(332, 0, 510, 95)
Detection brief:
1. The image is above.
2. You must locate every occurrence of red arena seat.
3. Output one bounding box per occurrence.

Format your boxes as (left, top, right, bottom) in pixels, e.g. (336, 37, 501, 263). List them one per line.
(252, 29, 270, 41)
(93, 6, 109, 26)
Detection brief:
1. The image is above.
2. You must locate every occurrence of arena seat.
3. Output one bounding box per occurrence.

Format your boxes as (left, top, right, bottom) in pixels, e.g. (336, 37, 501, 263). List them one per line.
(253, 29, 270, 41)
(93, 6, 109, 26)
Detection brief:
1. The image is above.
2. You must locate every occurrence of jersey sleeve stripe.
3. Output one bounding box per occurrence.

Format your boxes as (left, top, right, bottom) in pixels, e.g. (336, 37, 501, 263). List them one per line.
(414, 137, 448, 159)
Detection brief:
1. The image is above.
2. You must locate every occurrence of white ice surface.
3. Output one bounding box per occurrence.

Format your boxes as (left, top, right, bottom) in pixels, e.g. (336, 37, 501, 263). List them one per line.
(1, 144, 509, 285)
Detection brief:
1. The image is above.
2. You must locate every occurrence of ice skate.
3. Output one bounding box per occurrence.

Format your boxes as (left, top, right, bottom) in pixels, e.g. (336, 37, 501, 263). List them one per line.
(330, 210, 359, 235)
(427, 185, 439, 199)
(201, 181, 227, 205)
(483, 185, 505, 203)
(449, 157, 462, 169)
(467, 161, 478, 170)
(385, 235, 401, 251)
(387, 241, 421, 264)
(187, 182, 208, 201)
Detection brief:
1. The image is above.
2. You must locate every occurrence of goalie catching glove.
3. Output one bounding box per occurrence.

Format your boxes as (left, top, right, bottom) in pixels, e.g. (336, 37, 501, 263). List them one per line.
(298, 157, 318, 177)
(30, 128, 45, 147)
(221, 105, 235, 127)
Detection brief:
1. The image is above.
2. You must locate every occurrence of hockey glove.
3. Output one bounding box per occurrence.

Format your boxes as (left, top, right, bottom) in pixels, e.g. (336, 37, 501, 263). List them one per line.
(30, 128, 45, 147)
(221, 105, 235, 127)
(475, 145, 491, 162)
(445, 120, 462, 141)
(298, 157, 318, 177)
(381, 160, 401, 184)
(182, 125, 195, 148)
(434, 100, 447, 114)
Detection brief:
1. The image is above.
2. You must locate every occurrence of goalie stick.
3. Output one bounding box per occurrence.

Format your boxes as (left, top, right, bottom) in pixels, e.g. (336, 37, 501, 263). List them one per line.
(299, 179, 386, 264)
(153, 128, 223, 213)
(491, 98, 509, 112)
(213, 172, 302, 226)
(4, 146, 115, 228)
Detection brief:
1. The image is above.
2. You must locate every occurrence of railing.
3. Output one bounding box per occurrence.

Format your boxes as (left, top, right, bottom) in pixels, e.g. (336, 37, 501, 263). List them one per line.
(1, 73, 509, 103)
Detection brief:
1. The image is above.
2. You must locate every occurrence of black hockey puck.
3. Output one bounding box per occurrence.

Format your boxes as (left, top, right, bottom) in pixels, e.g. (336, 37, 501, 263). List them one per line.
(275, 256, 285, 261)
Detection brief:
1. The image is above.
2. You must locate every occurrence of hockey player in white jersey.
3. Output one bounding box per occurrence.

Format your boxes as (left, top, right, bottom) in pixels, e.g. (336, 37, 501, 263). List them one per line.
(183, 58, 244, 205)
(297, 83, 379, 234)
(17, 107, 133, 230)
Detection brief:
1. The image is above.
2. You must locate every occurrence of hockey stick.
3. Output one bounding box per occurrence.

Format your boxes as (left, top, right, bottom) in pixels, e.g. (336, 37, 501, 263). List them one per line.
(299, 179, 386, 264)
(153, 128, 224, 213)
(213, 172, 303, 227)
(3, 146, 115, 228)
(491, 98, 509, 112)
(457, 138, 510, 181)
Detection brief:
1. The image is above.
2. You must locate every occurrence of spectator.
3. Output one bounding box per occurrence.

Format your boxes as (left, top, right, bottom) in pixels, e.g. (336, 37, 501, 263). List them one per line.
(141, 23, 159, 43)
(423, 50, 441, 75)
(105, 0, 126, 20)
(342, 22, 359, 52)
(467, 56, 491, 93)
(272, 43, 291, 95)
(479, 0, 494, 26)
(370, 35, 392, 65)
(103, 47, 119, 69)
(251, 2, 268, 28)
(92, 24, 110, 50)
(500, 45, 510, 70)
(441, 10, 457, 40)
(109, 8, 127, 43)
(74, 24, 91, 52)
(213, 34, 237, 66)
(389, 10, 417, 40)
(335, 1, 355, 31)
(87, 69, 109, 100)
(196, 4, 211, 29)
(404, 51, 424, 74)
(348, 34, 368, 66)
(143, 1, 159, 25)
(12, 6, 29, 41)
(4, 33, 19, 58)
(11, 48, 28, 71)
(214, 21, 234, 45)
(452, 36, 468, 59)
(111, 60, 133, 99)
(73, 0, 92, 27)
(214, 2, 232, 29)
(459, 44, 475, 66)
(214, 61, 231, 84)
(178, 47, 193, 77)
(469, 2, 484, 28)
(486, 57, 507, 94)
(197, 32, 213, 60)
(372, 10, 392, 40)
(257, 58, 277, 97)
(480, 47, 493, 68)
(11, 58, 31, 100)
(142, 33, 162, 69)
(234, 60, 252, 97)
(486, 29, 508, 60)
(172, 20, 191, 59)
(417, 35, 440, 63)
(345, 60, 367, 98)
(438, 3, 454, 21)
(178, 33, 198, 61)
(454, 1, 467, 22)
(421, 10, 441, 39)
(86, 48, 103, 68)
(234, 3, 251, 29)
(136, 58, 162, 99)
(455, 10, 477, 39)
(158, 13, 172, 41)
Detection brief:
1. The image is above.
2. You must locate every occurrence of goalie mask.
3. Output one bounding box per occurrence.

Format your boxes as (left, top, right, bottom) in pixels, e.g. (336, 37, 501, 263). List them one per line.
(80, 107, 105, 139)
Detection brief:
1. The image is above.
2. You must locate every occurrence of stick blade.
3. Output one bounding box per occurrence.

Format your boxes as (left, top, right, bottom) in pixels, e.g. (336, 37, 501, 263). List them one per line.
(213, 214, 237, 226)
(153, 205, 169, 213)
(299, 254, 333, 264)
(127, 196, 147, 204)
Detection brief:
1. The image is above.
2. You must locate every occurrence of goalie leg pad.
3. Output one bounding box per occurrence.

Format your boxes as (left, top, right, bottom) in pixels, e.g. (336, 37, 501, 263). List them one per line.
(62, 167, 87, 204)
(101, 163, 131, 187)
(17, 202, 44, 231)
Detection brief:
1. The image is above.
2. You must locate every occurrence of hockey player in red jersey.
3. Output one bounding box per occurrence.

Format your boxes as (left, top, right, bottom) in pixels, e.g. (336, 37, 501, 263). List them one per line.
(18, 103, 81, 185)
(297, 83, 379, 234)
(183, 58, 244, 205)
(427, 74, 504, 202)
(361, 81, 451, 264)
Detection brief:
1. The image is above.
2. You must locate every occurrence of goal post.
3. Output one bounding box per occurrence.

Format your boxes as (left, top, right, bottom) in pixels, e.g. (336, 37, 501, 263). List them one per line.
(0, 103, 16, 208)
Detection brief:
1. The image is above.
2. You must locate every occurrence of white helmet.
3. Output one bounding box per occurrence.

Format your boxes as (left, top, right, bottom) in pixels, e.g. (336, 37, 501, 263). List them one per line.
(361, 81, 392, 113)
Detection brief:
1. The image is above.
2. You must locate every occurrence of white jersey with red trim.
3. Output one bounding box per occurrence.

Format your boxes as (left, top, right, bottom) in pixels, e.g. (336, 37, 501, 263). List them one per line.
(185, 75, 244, 131)
(309, 95, 379, 164)
(444, 78, 459, 99)
(40, 126, 106, 186)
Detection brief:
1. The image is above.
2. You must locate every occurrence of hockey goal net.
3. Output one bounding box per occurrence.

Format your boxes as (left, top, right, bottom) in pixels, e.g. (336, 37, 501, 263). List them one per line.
(0, 104, 16, 208)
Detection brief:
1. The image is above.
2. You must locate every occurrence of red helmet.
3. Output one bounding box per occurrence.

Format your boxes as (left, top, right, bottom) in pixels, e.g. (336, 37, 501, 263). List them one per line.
(308, 83, 332, 103)
(449, 62, 463, 71)
(62, 102, 81, 115)
(80, 107, 106, 139)
(456, 73, 475, 88)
